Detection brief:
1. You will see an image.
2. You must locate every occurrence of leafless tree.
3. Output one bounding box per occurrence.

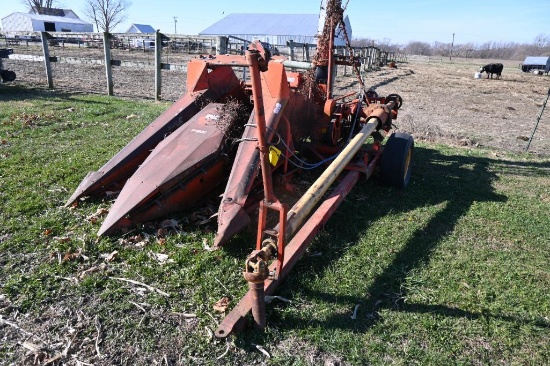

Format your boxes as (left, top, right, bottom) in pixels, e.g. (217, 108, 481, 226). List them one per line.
(432, 41, 451, 57)
(21, 0, 56, 14)
(353, 34, 550, 61)
(403, 41, 433, 56)
(83, 0, 132, 33)
(351, 37, 376, 48)
(534, 34, 549, 51)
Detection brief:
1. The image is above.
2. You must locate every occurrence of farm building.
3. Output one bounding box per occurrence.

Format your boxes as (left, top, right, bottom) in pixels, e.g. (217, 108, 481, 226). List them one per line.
(199, 13, 352, 46)
(29, 7, 80, 18)
(521, 56, 550, 74)
(126, 24, 156, 34)
(1, 10, 93, 33)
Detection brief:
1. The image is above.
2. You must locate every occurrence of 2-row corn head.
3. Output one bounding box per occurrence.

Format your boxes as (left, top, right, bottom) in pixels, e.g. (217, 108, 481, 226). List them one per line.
(67, 0, 413, 337)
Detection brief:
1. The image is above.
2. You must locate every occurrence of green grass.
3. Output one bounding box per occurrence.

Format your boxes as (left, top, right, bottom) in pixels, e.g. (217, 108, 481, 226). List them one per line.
(1, 85, 549, 365)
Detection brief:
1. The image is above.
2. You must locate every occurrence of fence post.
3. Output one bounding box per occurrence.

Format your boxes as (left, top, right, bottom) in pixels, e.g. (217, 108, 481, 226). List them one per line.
(40, 32, 54, 89)
(289, 40, 295, 61)
(216, 36, 228, 55)
(371, 48, 376, 69)
(343, 48, 348, 75)
(305, 44, 310, 62)
(103, 32, 114, 96)
(155, 30, 162, 101)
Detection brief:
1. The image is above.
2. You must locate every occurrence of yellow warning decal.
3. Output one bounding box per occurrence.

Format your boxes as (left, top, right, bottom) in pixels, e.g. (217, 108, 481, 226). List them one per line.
(269, 146, 282, 166)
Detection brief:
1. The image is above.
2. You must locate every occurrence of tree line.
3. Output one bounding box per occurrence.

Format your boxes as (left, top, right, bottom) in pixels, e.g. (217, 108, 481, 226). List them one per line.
(352, 34, 550, 61)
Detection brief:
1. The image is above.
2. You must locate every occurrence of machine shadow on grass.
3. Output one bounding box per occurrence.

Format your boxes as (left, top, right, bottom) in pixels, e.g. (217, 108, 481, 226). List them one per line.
(233, 145, 550, 346)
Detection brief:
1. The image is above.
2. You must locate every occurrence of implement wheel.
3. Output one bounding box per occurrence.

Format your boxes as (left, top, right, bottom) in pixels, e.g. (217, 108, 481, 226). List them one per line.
(380, 132, 414, 188)
(0, 70, 16, 82)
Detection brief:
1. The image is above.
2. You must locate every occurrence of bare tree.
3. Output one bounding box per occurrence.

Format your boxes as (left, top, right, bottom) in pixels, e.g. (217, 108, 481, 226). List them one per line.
(432, 41, 451, 57)
(351, 37, 376, 48)
(21, 0, 56, 14)
(533, 34, 549, 53)
(404, 41, 433, 56)
(83, 0, 132, 33)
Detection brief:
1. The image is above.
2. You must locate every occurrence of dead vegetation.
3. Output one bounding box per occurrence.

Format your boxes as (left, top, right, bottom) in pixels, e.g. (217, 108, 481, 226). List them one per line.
(333, 58, 550, 154)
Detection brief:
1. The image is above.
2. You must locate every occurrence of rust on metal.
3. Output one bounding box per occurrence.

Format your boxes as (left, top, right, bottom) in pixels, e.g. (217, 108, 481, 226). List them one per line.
(214, 59, 295, 248)
(97, 102, 238, 235)
(243, 249, 271, 329)
(215, 169, 364, 338)
(66, 62, 248, 208)
(68, 0, 411, 338)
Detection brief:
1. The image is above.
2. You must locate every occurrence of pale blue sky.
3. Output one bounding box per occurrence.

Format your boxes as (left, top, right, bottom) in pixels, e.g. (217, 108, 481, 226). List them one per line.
(1, 0, 548, 45)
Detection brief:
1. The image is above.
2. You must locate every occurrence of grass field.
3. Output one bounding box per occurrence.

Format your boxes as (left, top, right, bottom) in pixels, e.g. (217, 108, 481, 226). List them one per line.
(1, 85, 549, 365)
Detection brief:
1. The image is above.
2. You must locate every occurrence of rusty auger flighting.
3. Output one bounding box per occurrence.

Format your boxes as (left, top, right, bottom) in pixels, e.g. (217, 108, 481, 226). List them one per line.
(67, 0, 414, 337)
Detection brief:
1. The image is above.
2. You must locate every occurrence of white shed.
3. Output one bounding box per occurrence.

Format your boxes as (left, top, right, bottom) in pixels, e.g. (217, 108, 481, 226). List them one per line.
(1, 12, 93, 33)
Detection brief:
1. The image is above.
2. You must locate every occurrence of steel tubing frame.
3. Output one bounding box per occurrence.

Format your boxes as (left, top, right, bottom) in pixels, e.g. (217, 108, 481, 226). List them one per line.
(214, 40, 396, 337)
(214, 169, 363, 338)
(284, 118, 378, 239)
(246, 47, 289, 272)
(214, 123, 384, 337)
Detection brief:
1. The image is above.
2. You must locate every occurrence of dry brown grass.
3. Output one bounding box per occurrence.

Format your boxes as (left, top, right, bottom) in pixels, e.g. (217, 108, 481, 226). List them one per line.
(335, 58, 550, 154)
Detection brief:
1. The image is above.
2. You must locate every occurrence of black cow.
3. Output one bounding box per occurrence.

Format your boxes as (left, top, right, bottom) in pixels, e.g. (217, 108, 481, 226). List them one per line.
(479, 63, 503, 79)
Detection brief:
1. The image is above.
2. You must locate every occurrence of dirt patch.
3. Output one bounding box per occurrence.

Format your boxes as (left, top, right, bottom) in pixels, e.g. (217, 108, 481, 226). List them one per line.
(333, 58, 550, 154)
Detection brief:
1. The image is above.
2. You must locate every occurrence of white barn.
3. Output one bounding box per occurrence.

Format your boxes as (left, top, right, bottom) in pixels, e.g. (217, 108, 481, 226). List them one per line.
(1, 11, 93, 33)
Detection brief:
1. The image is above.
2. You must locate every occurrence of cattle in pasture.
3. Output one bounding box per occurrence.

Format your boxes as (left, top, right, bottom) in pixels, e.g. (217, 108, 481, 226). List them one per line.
(479, 63, 504, 79)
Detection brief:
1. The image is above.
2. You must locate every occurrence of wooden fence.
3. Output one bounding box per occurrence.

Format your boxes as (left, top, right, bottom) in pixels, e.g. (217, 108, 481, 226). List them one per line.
(1, 30, 407, 100)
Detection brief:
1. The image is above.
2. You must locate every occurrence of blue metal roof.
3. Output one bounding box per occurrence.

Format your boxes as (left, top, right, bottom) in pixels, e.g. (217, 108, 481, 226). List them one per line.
(200, 14, 319, 37)
(128, 24, 156, 33)
(523, 56, 550, 66)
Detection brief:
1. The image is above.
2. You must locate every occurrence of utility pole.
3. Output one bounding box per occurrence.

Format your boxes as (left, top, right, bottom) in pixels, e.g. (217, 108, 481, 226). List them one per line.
(450, 33, 455, 61)
(173, 16, 177, 34)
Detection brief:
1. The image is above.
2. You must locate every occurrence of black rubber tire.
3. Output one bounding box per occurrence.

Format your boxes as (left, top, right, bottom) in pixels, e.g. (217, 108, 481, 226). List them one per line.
(315, 66, 328, 84)
(386, 93, 403, 109)
(380, 132, 414, 188)
(0, 70, 16, 82)
(365, 89, 378, 98)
